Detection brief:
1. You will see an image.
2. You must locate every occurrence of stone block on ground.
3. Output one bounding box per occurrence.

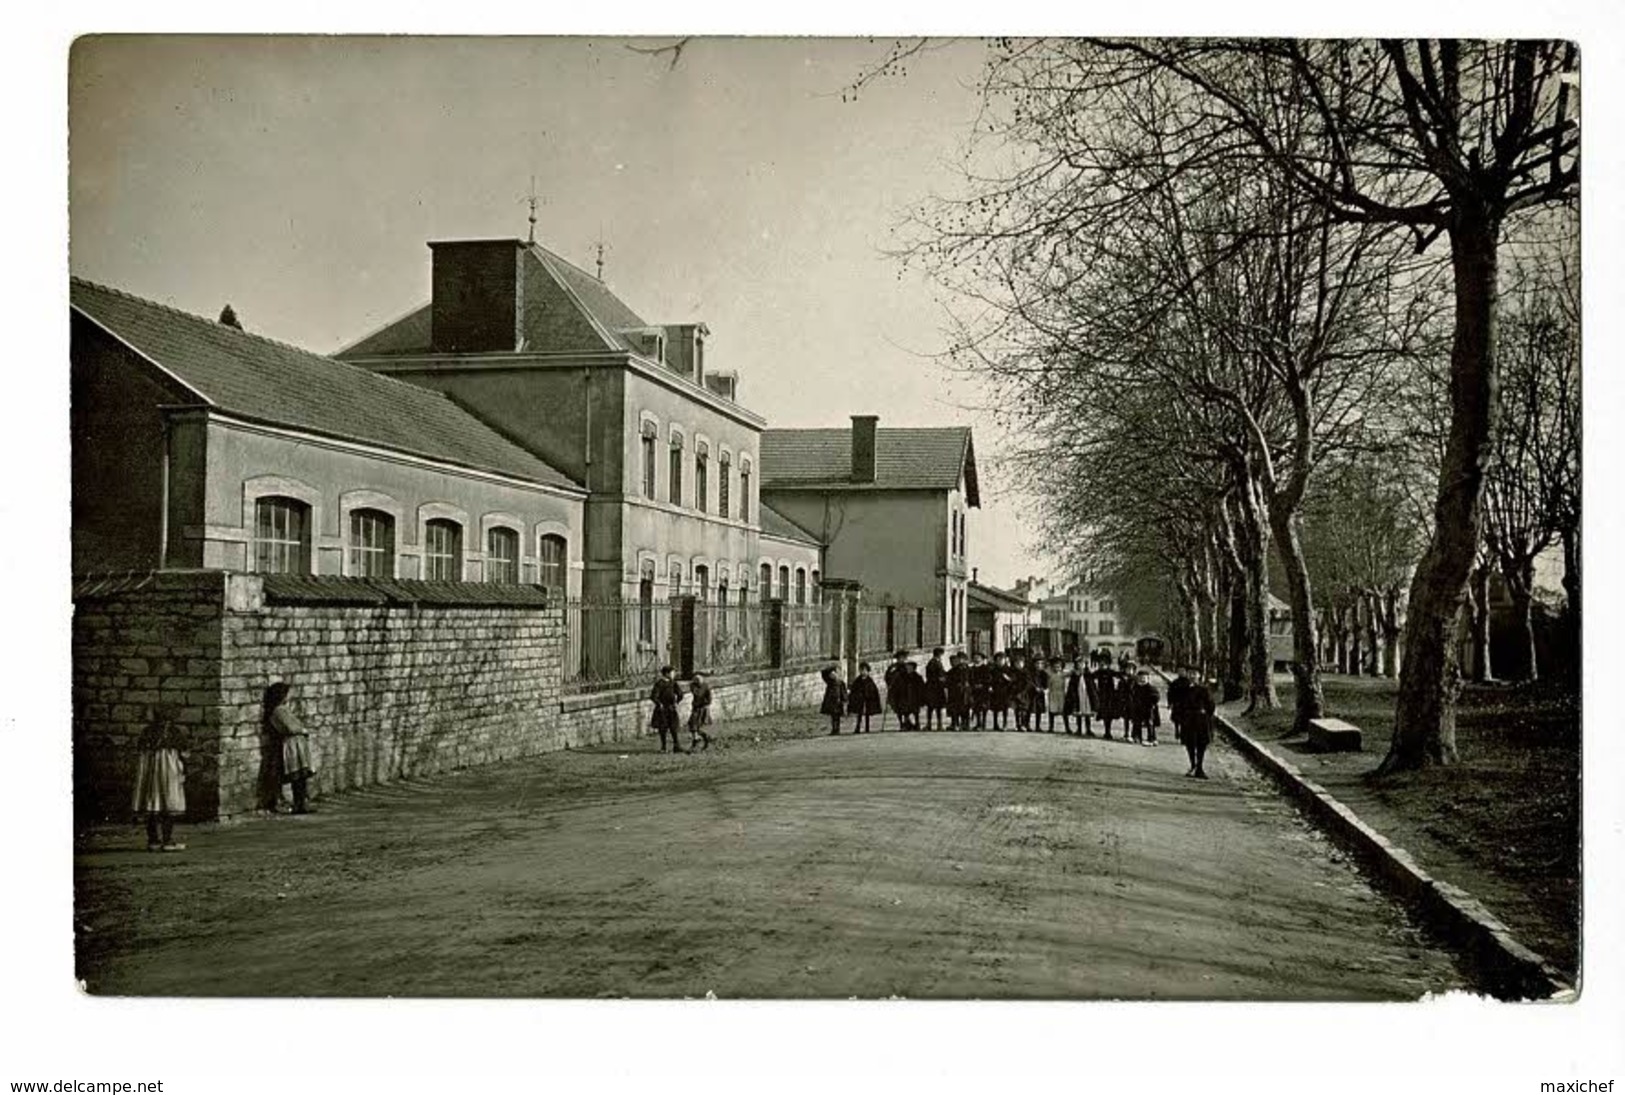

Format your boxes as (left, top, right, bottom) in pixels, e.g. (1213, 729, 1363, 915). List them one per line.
(1308, 717, 1363, 752)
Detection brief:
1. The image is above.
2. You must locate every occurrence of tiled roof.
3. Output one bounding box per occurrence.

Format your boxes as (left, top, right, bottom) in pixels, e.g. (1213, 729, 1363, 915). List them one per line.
(758, 503, 823, 546)
(759, 426, 979, 506)
(71, 278, 582, 492)
(531, 245, 648, 351)
(967, 581, 1028, 612)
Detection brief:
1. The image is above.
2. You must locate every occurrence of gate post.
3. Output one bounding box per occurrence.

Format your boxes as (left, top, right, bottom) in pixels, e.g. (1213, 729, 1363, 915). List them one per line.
(676, 595, 698, 679)
(767, 597, 786, 669)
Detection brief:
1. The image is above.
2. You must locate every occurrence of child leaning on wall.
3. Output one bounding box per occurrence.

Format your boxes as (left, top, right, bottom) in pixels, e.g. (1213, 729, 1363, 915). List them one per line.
(132, 705, 188, 851)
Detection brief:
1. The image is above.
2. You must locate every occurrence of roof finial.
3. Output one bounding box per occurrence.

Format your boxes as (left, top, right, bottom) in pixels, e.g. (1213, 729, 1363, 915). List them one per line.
(526, 173, 539, 245)
(594, 224, 608, 281)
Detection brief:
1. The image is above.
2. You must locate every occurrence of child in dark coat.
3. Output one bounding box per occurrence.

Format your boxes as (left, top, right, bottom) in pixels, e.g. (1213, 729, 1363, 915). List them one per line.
(1129, 670, 1161, 746)
(848, 662, 882, 733)
(1009, 653, 1033, 731)
(649, 665, 684, 753)
(820, 665, 849, 736)
(1167, 672, 1215, 778)
(1062, 660, 1088, 736)
(687, 671, 714, 751)
(924, 647, 948, 730)
(945, 652, 973, 731)
(969, 652, 991, 730)
(988, 652, 1013, 730)
(894, 661, 925, 730)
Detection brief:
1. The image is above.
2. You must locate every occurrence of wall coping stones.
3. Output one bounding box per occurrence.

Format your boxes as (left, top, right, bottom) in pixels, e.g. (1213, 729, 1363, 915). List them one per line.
(259, 573, 553, 608)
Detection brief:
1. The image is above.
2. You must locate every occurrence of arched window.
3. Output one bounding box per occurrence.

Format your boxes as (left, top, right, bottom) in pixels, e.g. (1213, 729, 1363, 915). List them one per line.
(538, 534, 568, 592)
(718, 450, 731, 518)
(695, 563, 710, 602)
(348, 508, 395, 578)
(759, 562, 772, 603)
(811, 569, 821, 604)
(669, 430, 685, 506)
(718, 575, 730, 604)
(668, 560, 683, 600)
(640, 420, 658, 500)
(695, 440, 710, 513)
(795, 567, 807, 605)
(638, 560, 656, 642)
(423, 518, 462, 581)
(739, 459, 752, 522)
(486, 526, 519, 583)
(254, 496, 311, 575)
(778, 565, 790, 601)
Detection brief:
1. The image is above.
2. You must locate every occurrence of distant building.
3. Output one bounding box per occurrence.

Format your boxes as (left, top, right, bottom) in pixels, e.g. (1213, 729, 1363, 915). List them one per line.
(965, 572, 1029, 655)
(759, 416, 979, 643)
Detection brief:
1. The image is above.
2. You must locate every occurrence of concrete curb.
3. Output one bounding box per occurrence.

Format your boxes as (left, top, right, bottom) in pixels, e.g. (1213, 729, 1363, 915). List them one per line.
(1203, 702, 1573, 1001)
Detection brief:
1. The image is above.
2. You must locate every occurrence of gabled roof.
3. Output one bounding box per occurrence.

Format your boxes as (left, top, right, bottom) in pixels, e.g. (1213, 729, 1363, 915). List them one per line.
(967, 580, 1028, 612)
(336, 242, 653, 358)
(71, 278, 582, 492)
(758, 503, 823, 547)
(758, 426, 980, 506)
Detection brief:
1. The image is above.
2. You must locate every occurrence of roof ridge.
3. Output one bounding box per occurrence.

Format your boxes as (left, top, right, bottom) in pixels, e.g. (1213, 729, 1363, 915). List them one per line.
(523, 245, 624, 352)
(70, 277, 473, 407)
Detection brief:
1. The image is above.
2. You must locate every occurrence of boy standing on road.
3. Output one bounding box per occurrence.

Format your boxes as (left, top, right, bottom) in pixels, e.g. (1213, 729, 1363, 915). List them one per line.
(988, 652, 1013, 731)
(1129, 670, 1162, 746)
(969, 652, 991, 730)
(848, 662, 882, 734)
(1009, 652, 1033, 731)
(821, 665, 849, 736)
(946, 651, 973, 731)
(925, 647, 949, 731)
(649, 665, 685, 753)
(687, 671, 715, 751)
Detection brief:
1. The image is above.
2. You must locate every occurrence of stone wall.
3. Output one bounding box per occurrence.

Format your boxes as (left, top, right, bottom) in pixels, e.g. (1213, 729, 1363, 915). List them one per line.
(73, 570, 826, 821)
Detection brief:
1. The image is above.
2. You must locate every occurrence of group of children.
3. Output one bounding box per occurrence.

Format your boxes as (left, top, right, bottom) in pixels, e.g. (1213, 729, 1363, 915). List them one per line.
(647, 666, 717, 754)
(816, 647, 1181, 745)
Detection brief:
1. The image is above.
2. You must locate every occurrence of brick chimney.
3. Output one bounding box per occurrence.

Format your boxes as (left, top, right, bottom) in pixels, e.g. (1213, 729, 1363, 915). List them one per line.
(851, 415, 878, 483)
(428, 239, 526, 353)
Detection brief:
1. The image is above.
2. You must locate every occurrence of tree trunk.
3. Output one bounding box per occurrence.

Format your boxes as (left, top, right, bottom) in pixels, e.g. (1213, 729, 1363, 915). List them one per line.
(1361, 591, 1381, 676)
(1224, 579, 1246, 703)
(1238, 486, 1279, 713)
(1468, 564, 1493, 683)
(1271, 504, 1323, 733)
(1503, 559, 1538, 682)
(1381, 587, 1402, 678)
(1381, 208, 1502, 774)
(1560, 525, 1579, 622)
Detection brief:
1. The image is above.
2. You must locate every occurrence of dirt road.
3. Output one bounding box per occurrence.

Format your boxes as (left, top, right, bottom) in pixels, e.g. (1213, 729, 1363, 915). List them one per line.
(75, 715, 1467, 998)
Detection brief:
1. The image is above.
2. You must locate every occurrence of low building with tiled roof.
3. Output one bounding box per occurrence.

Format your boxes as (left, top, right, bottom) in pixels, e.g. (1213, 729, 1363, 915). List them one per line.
(71, 278, 586, 588)
(334, 236, 823, 609)
(759, 415, 980, 645)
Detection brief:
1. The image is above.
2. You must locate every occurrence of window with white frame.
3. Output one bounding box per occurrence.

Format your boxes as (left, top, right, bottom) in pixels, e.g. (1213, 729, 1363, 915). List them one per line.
(695, 563, 710, 602)
(669, 431, 685, 506)
(718, 451, 731, 517)
(423, 518, 462, 581)
(348, 508, 395, 577)
(695, 441, 710, 513)
(739, 459, 751, 522)
(486, 526, 519, 584)
(538, 534, 567, 593)
(759, 562, 772, 603)
(811, 569, 821, 604)
(668, 560, 683, 600)
(638, 560, 656, 643)
(795, 568, 807, 605)
(778, 565, 790, 601)
(254, 496, 311, 575)
(640, 421, 658, 500)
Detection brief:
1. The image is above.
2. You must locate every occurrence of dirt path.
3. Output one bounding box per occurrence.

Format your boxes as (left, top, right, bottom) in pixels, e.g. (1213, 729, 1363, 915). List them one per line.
(76, 716, 1467, 998)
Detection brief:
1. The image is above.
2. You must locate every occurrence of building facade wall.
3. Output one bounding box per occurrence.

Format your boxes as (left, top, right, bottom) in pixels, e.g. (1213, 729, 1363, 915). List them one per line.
(761, 489, 950, 612)
(71, 317, 202, 574)
(187, 415, 585, 595)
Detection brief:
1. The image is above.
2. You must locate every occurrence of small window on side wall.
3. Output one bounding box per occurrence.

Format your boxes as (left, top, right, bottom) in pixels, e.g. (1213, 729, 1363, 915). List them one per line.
(348, 508, 395, 578)
(254, 496, 311, 575)
(538, 534, 568, 593)
(486, 526, 519, 584)
(424, 518, 462, 581)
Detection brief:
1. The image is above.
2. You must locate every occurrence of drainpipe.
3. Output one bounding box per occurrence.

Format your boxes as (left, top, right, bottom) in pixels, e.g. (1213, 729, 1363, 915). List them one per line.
(158, 416, 171, 570)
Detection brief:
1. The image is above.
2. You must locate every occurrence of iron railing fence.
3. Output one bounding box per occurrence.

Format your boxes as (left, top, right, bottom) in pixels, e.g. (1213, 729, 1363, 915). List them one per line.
(564, 599, 678, 693)
(693, 600, 773, 675)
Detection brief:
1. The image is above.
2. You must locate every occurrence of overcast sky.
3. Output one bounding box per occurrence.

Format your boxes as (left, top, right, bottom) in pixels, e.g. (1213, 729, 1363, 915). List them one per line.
(69, 35, 1053, 590)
